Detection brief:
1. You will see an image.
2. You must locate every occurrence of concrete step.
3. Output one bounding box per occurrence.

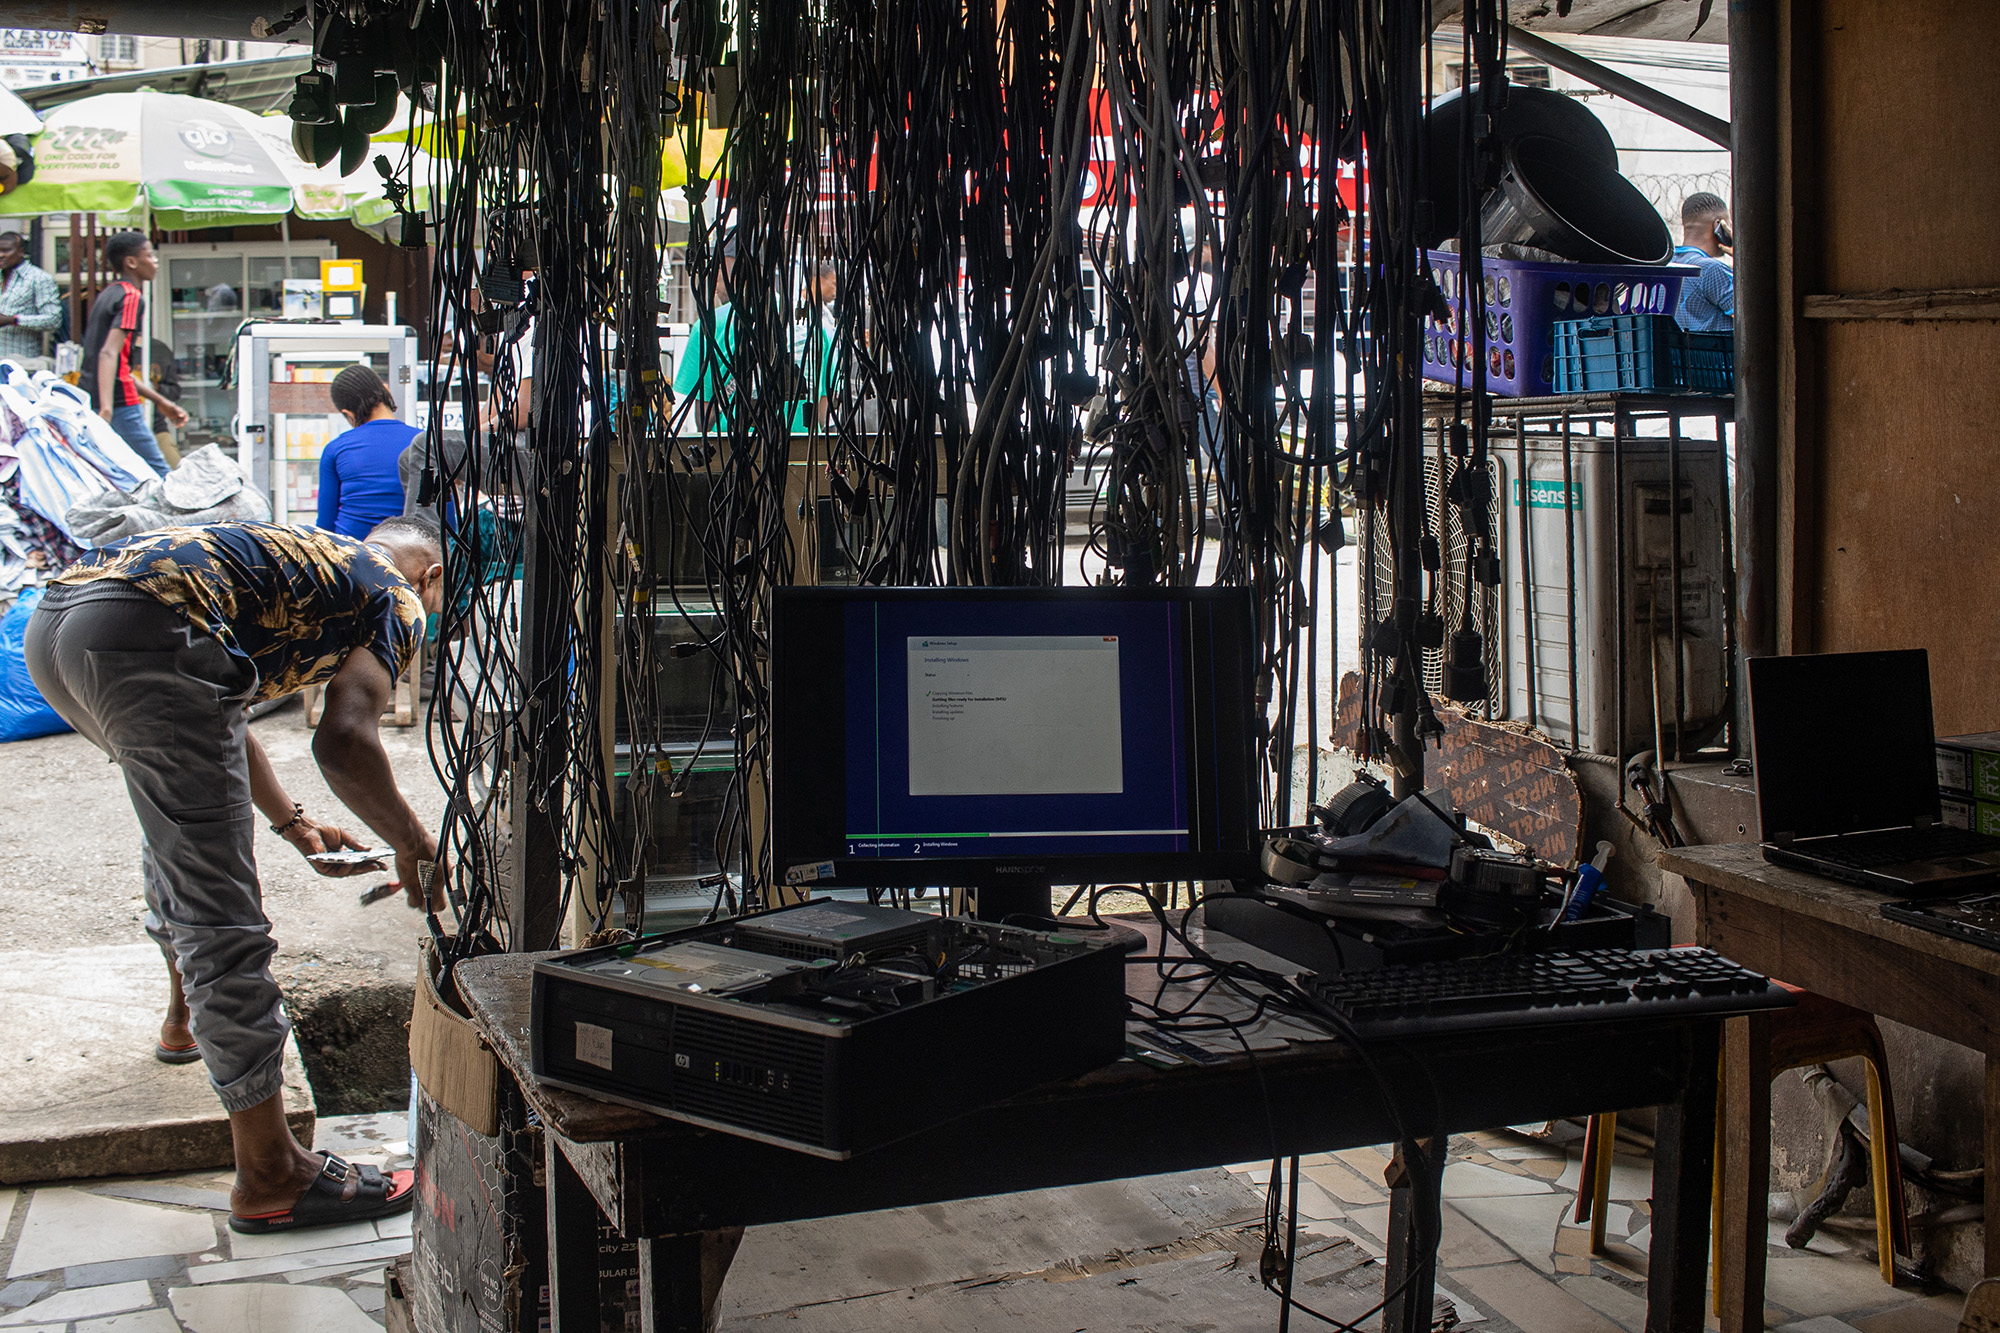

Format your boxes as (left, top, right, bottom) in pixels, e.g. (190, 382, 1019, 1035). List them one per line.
(0, 944, 315, 1185)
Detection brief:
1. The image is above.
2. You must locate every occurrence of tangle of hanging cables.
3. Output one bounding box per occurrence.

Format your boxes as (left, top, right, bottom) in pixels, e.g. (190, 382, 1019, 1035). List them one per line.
(390, 0, 1485, 982)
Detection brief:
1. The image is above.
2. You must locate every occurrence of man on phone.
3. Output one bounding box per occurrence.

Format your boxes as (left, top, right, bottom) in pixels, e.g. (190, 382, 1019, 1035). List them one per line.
(0, 230, 63, 366)
(1672, 192, 1734, 334)
(24, 517, 446, 1236)
(78, 230, 188, 476)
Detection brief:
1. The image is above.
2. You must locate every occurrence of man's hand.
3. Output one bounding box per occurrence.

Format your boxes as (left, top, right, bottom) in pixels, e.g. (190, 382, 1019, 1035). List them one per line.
(315, 649, 441, 909)
(283, 818, 381, 877)
(98, 405, 114, 423)
(160, 401, 189, 428)
(0, 314, 17, 327)
(394, 834, 447, 911)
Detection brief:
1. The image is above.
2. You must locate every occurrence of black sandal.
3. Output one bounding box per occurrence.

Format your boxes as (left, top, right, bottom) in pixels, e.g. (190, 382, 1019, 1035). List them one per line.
(154, 1039, 203, 1065)
(228, 1152, 415, 1234)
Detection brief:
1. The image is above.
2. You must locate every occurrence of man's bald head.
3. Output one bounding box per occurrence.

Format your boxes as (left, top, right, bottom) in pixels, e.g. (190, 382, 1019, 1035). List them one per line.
(365, 516, 445, 615)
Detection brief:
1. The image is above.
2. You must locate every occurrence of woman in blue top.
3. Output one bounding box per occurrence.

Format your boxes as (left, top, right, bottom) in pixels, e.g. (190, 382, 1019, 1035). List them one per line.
(317, 366, 419, 538)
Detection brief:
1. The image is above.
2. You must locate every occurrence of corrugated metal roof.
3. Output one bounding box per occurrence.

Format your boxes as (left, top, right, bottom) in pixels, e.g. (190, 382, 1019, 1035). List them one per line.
(14, 53, 310, 116)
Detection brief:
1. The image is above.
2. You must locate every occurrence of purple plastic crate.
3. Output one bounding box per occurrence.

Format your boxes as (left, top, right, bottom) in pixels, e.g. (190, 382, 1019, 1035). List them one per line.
(1420, 249, 1697, 397)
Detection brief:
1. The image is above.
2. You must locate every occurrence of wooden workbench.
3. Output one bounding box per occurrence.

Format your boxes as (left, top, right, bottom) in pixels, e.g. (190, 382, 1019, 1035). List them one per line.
(451, 922, 1745, 1332)
(1659, 842, 2000, 1330)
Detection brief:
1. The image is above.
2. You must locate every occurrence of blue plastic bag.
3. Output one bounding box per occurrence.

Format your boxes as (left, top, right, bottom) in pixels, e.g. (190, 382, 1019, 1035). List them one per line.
(0, 588, 71, 742)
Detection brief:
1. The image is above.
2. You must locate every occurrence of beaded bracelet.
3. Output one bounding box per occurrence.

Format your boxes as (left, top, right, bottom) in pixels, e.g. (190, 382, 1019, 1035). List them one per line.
(270, 803, 309, 838)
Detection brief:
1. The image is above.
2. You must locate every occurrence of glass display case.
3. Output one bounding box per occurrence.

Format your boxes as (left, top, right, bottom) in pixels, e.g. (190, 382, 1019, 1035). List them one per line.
(231, 324, 418, 523)
(155, 240, 332, 459)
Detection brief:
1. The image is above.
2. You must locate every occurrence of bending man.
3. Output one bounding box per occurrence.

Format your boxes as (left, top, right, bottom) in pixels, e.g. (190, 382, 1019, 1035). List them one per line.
(25, 518, 445, 1235)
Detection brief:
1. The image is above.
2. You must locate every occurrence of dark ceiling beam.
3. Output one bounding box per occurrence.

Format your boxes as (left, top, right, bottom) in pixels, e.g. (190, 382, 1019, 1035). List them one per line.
(0, 2, 306, 43)
(1506, 25, 1732, 147)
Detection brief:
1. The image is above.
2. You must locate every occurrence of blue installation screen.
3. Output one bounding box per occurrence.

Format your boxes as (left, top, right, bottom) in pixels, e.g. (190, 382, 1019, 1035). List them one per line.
(841, 598, 1189, 860)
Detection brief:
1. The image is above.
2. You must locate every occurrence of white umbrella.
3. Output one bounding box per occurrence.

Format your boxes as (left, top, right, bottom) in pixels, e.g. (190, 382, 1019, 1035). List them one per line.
(245, 113, 435, 225)
(0, 86, 40, 139)
(5, 91, 295, 223)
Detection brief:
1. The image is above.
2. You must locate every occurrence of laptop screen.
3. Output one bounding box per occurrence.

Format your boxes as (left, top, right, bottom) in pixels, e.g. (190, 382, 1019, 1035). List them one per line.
(1748, 649, 1939, 841)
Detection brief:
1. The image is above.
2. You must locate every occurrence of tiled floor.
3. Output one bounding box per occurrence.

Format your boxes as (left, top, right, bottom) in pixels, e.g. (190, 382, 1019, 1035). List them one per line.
(1212, 1126, 1968, 1333)
(0, 1113, 408, 1332)
(0, 1115, 1970, 1331)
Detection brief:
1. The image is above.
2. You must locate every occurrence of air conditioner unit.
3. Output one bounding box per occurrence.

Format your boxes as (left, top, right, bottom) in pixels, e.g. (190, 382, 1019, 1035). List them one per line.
(1363, 422, 1730, 758)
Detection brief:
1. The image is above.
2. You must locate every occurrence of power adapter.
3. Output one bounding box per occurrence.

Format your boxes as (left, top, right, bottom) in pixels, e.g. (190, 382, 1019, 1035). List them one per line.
(1444, 627, 1489, 703)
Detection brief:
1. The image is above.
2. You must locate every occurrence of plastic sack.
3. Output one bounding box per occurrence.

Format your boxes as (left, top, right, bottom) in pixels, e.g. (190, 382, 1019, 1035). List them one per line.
(66, 444, 272, 546)
(0, 587, 69, 743)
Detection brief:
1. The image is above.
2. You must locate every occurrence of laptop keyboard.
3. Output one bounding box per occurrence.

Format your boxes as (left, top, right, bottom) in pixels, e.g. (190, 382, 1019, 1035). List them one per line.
(1809, 826, 2000, 869)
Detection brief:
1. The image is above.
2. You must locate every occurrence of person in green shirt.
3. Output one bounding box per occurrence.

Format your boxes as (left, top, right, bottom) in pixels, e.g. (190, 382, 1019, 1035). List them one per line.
(672, 256, 840, 435)
(673, 262, 735, 434)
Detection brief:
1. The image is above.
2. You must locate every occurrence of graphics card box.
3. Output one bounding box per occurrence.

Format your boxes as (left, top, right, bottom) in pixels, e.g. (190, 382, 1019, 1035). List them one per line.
(1941, 794, 2000, 837)
(1937, 732, 2000, 802)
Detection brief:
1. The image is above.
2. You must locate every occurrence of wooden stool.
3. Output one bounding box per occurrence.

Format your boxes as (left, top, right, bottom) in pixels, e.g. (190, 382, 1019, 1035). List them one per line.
(1575, 984, 1910, 1312)
(302, 638, 425, 729)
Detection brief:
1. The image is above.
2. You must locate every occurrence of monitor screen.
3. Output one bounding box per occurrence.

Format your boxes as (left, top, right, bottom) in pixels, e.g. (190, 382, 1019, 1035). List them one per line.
(1748, 648, 1938, 840)
(771, 586, 1258, 890)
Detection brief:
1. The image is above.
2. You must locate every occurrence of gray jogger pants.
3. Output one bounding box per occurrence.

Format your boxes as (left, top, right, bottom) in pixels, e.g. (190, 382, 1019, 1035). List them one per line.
(24, 584, 289, 1113)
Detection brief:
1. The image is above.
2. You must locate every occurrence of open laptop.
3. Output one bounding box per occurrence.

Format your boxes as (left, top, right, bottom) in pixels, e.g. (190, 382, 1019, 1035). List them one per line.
(1750, 649, 2000, 893)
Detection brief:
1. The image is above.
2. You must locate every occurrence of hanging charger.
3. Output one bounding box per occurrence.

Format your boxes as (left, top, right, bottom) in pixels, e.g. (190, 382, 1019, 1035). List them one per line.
(1443, 620, 1489, 703)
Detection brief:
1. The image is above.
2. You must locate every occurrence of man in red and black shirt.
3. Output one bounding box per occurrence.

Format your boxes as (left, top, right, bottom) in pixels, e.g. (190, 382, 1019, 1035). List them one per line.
(77, 230, 186, 477)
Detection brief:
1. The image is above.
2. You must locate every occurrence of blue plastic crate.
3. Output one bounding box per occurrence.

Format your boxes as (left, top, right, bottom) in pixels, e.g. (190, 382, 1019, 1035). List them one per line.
(1421, 250, 1696, 397)
(1551, 314, 1733, 396)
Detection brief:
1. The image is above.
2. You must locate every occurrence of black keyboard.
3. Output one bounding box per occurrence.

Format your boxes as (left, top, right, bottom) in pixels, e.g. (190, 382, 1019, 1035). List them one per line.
(1305, 947, 1792, 1041)
(1804, 826, 2000, 870)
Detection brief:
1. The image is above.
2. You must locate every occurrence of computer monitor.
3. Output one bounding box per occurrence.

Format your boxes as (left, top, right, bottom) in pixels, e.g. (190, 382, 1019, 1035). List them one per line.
(770, 586, 1259, 917)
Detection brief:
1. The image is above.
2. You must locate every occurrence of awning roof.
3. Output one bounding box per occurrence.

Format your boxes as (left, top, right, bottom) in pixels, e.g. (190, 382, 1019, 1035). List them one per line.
(13, 54, 311, 117)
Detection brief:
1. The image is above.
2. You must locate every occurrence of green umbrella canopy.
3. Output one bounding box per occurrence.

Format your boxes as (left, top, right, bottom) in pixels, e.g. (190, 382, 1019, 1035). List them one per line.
(7, 90, 295, 219)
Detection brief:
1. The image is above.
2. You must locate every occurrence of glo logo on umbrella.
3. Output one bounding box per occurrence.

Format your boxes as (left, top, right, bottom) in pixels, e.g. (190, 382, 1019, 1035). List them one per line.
(179, 121, 236, 157)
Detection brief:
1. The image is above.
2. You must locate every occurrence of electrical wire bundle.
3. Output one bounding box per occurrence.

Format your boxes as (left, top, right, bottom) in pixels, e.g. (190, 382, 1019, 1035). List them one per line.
(336, 0, 1517, 1017)
(1344, 0, 1512, 788)
(269, 1, 1541, 1323)
(384, 0, 680, 958)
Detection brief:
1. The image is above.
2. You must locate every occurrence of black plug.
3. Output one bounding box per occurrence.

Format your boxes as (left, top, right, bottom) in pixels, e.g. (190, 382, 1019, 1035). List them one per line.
(289, 70, 337, 125)
(1420, 533, 1441, 572)
(1415, 689, 1446, 743)
(1415, 609, 1445, 650)
(1259, 1234, 1289, 1287)
(1380, 669, 1412, 719)
(1444, 627, 1489, 703)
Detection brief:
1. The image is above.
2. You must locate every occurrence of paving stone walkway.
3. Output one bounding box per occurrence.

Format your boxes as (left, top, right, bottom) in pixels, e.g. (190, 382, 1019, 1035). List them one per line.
(0, 1115, 1968, 1331)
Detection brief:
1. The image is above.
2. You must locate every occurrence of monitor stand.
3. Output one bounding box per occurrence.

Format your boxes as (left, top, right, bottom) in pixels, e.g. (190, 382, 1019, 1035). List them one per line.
(965, 881, 1054, 924)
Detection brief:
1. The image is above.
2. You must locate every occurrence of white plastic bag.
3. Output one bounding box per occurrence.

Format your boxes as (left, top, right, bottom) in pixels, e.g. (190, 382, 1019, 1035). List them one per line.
(66, 443, 271, 545)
